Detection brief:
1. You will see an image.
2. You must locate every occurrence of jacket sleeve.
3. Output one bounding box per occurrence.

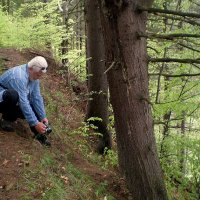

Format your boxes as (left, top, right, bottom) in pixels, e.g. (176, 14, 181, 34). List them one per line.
(9, 78, 39, 126)
(30, 81, 46, 121)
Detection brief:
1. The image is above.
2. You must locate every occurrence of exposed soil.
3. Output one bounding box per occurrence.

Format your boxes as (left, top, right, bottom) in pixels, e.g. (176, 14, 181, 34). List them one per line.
(0, 48, 130, 200)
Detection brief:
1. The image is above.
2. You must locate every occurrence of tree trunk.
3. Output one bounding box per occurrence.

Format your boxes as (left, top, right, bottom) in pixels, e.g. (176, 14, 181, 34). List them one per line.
(98, 1, 168, 199)
(75, 0, 84, 75)
(60, 0, 69, 84)
(180, 112, 186, 176)
(85, 0, 111, 154)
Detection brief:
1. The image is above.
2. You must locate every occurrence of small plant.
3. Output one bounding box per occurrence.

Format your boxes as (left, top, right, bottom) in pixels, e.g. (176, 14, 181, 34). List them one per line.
(104, 149, 118, 169)
(72, 117, 102, 137)
(95, 181, 116, 200)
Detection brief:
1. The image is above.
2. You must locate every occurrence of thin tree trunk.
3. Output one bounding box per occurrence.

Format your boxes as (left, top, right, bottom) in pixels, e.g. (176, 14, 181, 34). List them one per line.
(85, 0, 111, 154)
(60, 0, 69, 84)
(98, 1, 168, 199)
(180, 112, 186, 176)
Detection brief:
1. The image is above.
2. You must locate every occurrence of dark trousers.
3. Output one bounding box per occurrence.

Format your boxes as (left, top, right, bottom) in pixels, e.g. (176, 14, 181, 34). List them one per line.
(0, 89, 39, 136)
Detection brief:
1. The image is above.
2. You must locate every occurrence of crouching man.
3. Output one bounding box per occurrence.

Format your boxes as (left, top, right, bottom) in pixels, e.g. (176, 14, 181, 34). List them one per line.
(0, 56, 51, 146)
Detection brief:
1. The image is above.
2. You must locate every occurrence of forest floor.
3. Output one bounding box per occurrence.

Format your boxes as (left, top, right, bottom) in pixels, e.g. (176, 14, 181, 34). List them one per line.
(0, 48, 131, 200)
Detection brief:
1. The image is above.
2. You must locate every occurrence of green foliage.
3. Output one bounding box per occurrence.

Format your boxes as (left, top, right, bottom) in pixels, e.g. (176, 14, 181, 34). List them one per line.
(148, 0, 200, 199)
(72, 117, 102, 138)
(103, 149, 118, 169)
(0, 1, 64, 50)
(0, 0, 87, 79)
(95, 181, 115, 200)
(158, 133, 200, 199)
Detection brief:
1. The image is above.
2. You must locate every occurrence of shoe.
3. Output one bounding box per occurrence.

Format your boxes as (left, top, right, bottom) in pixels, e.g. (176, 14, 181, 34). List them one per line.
(34, 134, 51, 147)
(0, 118, 14, 132)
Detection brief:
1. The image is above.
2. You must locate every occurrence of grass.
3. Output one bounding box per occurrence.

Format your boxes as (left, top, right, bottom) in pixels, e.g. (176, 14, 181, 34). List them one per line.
(19, 80, 117, 200)
(20, 147, 117, 200)
(21, 150, 93, 200)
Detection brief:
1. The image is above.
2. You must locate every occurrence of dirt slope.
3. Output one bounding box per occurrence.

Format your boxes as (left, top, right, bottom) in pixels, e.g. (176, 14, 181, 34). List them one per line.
(0, 48, 130, 200)
(0, 48, 44, 200)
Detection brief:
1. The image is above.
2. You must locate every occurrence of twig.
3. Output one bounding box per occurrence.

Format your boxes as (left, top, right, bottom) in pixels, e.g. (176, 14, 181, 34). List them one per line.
(177, 42, 200, 53)
(104, 62, 115, 74)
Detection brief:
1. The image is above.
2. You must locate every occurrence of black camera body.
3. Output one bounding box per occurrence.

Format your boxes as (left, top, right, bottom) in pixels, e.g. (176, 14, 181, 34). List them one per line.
(44, 122, 52, 135)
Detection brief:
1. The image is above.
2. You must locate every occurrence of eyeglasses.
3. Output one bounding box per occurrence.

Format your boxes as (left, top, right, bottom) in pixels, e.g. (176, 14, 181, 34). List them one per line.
(34, 66, 48, 73)
(39, 67, 47, 72)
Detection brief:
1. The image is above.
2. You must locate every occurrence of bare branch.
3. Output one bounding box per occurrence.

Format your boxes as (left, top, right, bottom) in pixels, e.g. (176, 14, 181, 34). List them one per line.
(189, 0, 200, 7)
(180, 82, 199, 97)
(139, 32, 200, 40)
(147, 46, 160, 54)
(149, 73, 200, 77)
(149, 58, 200, 64)
(149, 13, 200, 26)
(192, 63, 200, 70)
(177, 42, 200, 53)
(139, 7, 200, 18)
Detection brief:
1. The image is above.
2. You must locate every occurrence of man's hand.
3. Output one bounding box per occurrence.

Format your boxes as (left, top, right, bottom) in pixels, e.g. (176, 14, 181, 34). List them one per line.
(35, 122, 46, 134)
(42, 118, 48, 125)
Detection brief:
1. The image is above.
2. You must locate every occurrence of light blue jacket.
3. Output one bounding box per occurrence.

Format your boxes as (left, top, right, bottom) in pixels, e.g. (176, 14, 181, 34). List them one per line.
(0, 64, 46, 126)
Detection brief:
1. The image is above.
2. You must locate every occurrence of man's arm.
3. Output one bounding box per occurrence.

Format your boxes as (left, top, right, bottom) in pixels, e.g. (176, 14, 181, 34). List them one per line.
(9, 78, 39, 126)
(30, 80, 47, 122)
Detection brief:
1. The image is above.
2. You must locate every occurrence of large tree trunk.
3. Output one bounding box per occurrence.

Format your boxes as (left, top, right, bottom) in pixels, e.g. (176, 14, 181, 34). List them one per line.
(85, 0, 111, 154)
(98, 1, 168, 199)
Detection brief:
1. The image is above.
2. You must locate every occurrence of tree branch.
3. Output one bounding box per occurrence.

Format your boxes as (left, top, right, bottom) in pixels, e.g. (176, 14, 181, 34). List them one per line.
(139, 7, 200, 18)
(177, 42, 200, 53)
(149, 13, 200, 26)
(149, 73, 200, 77)
(149, 58, 200, 64)
(189, 0, 200, 7)
(192, 63, 200, 70)
(139, 33, 200, 40)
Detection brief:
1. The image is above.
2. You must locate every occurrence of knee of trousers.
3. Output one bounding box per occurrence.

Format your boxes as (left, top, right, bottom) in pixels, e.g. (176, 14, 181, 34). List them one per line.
(2, 89, 19, 105)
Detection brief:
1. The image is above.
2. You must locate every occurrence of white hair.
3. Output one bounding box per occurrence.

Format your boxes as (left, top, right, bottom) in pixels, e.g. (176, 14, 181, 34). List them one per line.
(28, 56, 48, 73)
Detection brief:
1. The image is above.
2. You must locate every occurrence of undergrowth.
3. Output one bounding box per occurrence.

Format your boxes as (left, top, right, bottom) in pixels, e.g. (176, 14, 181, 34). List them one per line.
(19, 75, 118, 200)
(21, 151, 95, 200)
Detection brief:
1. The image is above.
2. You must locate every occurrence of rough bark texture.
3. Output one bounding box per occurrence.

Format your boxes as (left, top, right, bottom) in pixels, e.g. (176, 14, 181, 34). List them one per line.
(85, 0, 112, 154)
(98, 0, 168, 199)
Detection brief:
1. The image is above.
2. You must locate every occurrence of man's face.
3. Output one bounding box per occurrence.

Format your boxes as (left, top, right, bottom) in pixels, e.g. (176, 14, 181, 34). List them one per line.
(29, 67, 45, 80)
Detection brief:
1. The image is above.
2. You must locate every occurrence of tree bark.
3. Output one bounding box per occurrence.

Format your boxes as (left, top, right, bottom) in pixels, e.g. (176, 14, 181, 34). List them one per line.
(98, 0, 168, 199)
(85, 0, 111, 154)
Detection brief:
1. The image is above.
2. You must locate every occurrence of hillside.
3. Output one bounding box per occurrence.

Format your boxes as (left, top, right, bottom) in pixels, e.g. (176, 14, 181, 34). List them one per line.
(0, 48, 130, 200)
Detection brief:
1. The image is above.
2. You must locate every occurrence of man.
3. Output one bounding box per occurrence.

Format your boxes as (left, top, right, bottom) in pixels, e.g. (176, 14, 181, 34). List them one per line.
(0, 56, 51, 146)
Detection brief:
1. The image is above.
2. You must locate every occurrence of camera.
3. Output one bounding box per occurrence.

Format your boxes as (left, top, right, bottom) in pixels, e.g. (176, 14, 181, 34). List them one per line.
(44, 122, 52, 135)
